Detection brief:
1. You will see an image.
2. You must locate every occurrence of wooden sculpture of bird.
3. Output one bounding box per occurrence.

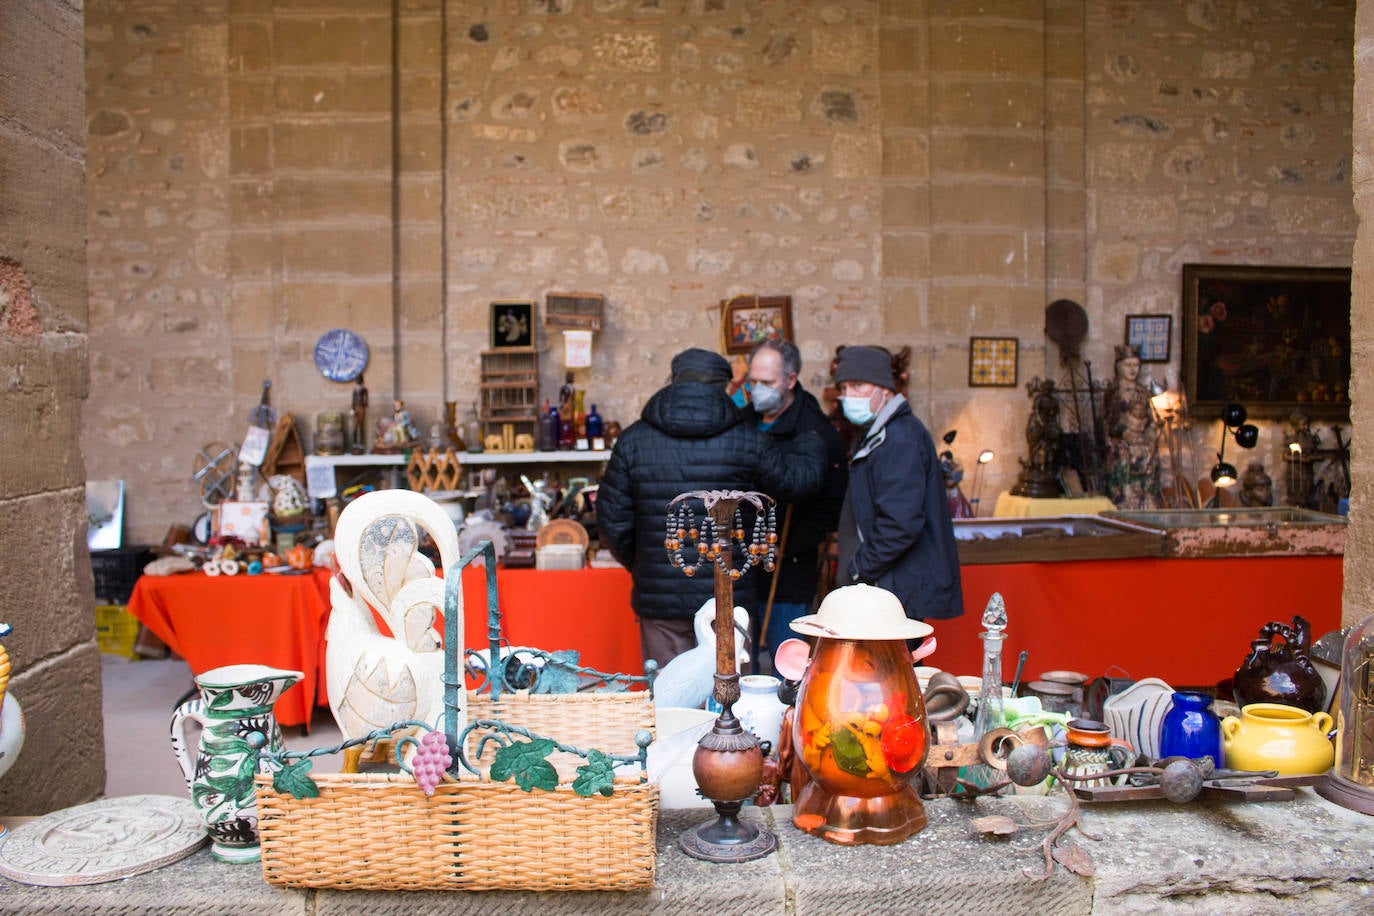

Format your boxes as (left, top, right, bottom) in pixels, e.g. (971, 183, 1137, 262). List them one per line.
(326, 490, 464, 759)
(652, 598, 751, 710)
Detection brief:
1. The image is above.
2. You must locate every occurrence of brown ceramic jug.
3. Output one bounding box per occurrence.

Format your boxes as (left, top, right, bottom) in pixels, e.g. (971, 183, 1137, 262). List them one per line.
(1232, 615, 1327, 714)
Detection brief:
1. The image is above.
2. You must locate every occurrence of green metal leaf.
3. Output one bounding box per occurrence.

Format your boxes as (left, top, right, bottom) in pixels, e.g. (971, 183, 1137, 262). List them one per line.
(272, 759, 320, 799)
(489, 738, 559, 792)
(572, 749, 616, 798)
(830, 726, 871, 778)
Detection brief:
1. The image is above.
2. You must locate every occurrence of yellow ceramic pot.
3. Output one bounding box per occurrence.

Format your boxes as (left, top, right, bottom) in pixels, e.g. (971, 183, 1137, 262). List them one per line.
(1221, 703, 1335, 775)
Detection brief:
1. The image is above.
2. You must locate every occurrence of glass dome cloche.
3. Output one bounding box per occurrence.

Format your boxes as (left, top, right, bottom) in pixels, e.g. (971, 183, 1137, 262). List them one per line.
(1317, 611, 1374, 814)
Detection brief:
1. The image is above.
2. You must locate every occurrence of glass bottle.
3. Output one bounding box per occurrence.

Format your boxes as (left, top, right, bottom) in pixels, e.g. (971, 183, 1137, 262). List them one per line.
(548, 403, 562, 453)
(572, 389, 587, 438)
(966, 593, 1007, 791)
(585, 403, 604, 438)
(537, 400, 556, 452)
(464, 402, 483, 453)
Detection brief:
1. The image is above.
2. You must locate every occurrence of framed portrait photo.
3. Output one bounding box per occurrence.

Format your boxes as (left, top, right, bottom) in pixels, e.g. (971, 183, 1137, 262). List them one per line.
(1181, 263, 1350, 419)
(490, 300, 535, 349)
(968, 336, 1019, 387)
(1125, 314, 1172, 363)
(721, 295, 793, 355)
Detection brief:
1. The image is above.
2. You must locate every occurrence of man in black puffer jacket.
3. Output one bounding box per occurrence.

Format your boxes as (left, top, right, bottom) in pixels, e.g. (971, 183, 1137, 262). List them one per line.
(597, 347, 826, 668)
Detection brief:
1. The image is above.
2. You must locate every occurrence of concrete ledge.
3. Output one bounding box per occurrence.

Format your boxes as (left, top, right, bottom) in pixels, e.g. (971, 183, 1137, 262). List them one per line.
(2, 791, 1371, 913)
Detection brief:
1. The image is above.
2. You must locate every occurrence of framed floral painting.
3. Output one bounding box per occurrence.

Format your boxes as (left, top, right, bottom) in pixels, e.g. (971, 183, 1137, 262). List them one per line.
(1181, 264, 1350, 419)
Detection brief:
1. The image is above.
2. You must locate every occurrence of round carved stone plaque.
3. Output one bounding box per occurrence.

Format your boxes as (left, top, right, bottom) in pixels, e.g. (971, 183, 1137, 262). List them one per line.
(0, 795, 208, 886)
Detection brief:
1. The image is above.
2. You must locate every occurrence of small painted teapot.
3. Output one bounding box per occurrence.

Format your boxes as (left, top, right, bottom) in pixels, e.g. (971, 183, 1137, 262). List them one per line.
(1233, 615, 1326, 713)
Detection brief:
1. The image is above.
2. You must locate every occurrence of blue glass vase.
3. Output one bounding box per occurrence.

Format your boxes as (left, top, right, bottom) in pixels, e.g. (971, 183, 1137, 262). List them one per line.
(1159, 691, 1223, 765)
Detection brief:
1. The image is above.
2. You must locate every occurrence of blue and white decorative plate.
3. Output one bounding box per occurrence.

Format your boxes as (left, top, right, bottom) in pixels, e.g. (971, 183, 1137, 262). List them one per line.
(313, 328, 369, 382)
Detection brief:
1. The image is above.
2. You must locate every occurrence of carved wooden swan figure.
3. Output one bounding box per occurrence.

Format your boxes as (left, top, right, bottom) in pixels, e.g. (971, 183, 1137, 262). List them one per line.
(326, 490, 464, 756)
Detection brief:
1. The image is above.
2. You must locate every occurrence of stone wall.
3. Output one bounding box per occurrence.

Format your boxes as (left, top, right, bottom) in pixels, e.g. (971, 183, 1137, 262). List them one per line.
(0, 0, 106, 813)
(82, 1, 1356, 541)
(1347, 0, 1372, 628)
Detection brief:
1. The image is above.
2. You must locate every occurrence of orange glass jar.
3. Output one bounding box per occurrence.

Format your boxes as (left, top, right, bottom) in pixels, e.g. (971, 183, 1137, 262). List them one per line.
(792, 637, 930, 845)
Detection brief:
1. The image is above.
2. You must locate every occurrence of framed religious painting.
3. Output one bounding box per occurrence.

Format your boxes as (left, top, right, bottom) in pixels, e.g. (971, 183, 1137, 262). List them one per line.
(1125, 314, 1171, 363)
(721, 294, 793, 355)
(1181, 264, 1350, 419)
(490, 300, 535, 349)
(968, 336, 1018, 387)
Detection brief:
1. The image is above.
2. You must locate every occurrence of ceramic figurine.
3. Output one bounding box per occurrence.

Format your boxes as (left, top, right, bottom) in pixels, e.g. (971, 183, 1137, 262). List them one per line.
(1102, 344, 1162, 510)
(787, 585, 932, 846)
(326, 490, 464, 755)
(652, 599, 751, 710)
(1237, 461, 1275, 507)
(1010, 378, 1063, 498)
(1233, 615, 1327, 713)
(0, 624, 24, 790)
(170, 663, 302, 862)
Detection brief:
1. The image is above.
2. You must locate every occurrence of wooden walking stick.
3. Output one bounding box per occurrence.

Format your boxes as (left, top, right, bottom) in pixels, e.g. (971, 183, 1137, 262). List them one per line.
(758, 505, 793, 659)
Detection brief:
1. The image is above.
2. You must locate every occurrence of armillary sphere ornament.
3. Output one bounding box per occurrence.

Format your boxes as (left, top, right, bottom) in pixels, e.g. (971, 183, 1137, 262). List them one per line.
(664, 489, 778, 863)
(191, 442, 237, 508)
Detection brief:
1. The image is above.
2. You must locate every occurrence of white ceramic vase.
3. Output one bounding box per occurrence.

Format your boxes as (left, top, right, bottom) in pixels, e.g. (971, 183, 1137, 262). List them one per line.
(733, 674, 787, 754)
(1101, 676, 1173, 762)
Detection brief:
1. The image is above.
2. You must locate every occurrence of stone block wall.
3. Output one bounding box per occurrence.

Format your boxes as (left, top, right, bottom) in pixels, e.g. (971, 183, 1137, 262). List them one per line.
(82, 0, 1356, 541)
(0, 0, 105, 813)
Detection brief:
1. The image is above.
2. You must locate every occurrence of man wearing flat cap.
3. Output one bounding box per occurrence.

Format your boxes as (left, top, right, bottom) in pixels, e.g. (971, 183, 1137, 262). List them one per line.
(833, 345, 963, 622)
(598, 347, 827, 668)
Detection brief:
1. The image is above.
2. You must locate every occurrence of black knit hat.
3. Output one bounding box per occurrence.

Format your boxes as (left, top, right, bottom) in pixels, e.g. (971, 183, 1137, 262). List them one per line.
(833, 345, 895, 389)
(671, 347, 732, 383)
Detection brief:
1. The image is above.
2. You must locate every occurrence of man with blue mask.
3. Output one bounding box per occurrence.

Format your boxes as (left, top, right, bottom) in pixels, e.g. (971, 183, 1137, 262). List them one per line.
(742, 339, 847, 666)
(833, 345, 963, 624)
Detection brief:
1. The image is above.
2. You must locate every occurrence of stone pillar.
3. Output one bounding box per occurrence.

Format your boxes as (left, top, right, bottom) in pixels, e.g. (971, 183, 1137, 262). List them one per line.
(0, 0, 105, 813)
(1344, 0, 1374, 628)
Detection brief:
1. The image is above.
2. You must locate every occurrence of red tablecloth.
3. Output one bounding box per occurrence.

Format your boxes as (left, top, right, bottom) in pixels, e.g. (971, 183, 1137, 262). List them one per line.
(126, 569, 332, 728)
(459, 566, 643, 677)
(936, 555, 1344, 686)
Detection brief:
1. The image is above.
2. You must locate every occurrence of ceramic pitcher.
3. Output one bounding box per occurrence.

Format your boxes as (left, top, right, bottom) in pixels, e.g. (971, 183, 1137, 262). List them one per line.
(170, 664, 302, 863)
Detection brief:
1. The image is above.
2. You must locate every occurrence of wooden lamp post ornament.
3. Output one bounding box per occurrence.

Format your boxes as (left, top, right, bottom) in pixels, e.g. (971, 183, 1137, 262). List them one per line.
(665, 489, 778, 863)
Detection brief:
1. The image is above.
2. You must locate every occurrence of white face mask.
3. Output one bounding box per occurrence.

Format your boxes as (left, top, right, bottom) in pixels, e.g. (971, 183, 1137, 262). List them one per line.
(750, 383, 784, 415)
(841, 395, 876, 426)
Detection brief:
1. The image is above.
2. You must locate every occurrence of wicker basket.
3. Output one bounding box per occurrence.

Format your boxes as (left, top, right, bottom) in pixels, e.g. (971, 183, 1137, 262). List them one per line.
(255, 690, 659, 891)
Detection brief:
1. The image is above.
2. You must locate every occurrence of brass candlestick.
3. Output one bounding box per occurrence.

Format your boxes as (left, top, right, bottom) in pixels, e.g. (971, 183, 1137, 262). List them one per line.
(665, 489, 778, 863)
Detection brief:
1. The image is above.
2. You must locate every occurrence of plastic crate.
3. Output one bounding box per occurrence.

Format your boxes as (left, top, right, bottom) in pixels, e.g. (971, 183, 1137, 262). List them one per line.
(90, 545, 155, 604)
(95, 604, 140, 659)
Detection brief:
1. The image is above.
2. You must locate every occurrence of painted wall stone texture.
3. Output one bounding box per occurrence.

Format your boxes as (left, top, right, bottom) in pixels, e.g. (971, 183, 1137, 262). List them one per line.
(80, 1, 1355, 543)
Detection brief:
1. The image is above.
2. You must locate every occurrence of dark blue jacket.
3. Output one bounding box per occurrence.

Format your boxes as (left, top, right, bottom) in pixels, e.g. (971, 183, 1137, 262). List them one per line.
(836, 396, 964, 620)
(597, 380, 825, 621)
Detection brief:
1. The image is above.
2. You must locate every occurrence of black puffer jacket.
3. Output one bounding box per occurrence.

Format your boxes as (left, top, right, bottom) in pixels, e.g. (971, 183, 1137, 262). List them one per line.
(597, 381, 826, 621)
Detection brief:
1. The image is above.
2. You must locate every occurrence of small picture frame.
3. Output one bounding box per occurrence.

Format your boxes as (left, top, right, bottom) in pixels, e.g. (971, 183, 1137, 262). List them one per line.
(490, 300, 535, 349)
(968, 336, 1019, 387)
(1126, 314, 1172, 363)
(721, 295, 793, 355)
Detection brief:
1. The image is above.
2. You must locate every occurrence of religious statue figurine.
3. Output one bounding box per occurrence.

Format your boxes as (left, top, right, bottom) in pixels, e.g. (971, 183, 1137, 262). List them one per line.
(374, 399, 420, 452)
(1102, 344, 1161, 509)
(939, 450, 974, 519)
(1282, 408, 1322, 507)
(1011, 378, 1063, 498)
(350, 374, 369, 454)
(1238, 461, 1275, 508)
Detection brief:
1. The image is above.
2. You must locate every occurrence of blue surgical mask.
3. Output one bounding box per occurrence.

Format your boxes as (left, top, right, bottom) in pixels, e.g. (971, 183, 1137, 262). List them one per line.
(750, 383, 784, 415)
(841, 395, 876, 426)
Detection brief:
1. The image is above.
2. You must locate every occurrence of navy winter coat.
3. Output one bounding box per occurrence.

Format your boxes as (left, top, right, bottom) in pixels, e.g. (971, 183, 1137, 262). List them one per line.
(836, 396, 964, 620)
(597, 381, 826, 621)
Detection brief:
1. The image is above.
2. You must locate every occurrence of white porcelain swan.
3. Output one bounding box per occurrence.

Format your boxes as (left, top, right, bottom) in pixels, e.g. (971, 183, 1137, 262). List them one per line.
(652, 599, 750, 710)
(326, 490, 464, 750)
